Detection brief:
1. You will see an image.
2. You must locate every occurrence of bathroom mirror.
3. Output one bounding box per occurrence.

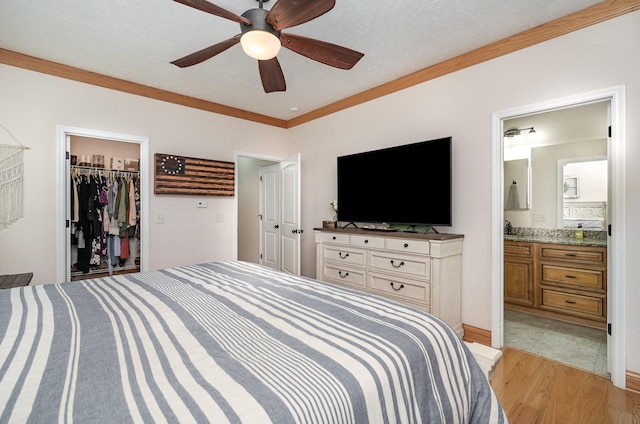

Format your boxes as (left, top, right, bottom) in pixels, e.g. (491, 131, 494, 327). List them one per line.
(504, 159, 529, 210)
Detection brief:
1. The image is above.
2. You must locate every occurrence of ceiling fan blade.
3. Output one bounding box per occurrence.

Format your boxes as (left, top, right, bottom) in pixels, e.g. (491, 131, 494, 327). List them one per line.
(258, 58, 286, 93)
(266, 0, 335, 30)
(173, 0, 251, 25)
(280, 33, 363, 70)
(171, 34, 241, 67)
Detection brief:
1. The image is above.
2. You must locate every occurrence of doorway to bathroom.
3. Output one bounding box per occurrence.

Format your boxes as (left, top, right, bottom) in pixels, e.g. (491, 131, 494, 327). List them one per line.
(502, 102, 609, 376)
(491, 85, 627, 388)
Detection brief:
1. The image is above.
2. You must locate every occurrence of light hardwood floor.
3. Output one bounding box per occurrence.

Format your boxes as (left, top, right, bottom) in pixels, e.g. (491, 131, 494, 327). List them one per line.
(491, 347, 640, 423)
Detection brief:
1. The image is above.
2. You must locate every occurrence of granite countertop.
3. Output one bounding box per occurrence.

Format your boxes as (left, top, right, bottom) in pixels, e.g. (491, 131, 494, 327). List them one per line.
(504, 233, 607, 247)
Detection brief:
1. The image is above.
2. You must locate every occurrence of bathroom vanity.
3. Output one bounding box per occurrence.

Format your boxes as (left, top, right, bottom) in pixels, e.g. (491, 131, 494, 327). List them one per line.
(504, 233, 607, 329)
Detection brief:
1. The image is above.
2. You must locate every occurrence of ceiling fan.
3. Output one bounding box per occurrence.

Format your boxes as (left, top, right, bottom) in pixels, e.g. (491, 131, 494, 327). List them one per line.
(171, 0, 364, 93)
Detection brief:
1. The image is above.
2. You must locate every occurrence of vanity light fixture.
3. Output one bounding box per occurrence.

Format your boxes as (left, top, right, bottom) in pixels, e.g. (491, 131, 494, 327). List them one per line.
(504, 127, 536, 138)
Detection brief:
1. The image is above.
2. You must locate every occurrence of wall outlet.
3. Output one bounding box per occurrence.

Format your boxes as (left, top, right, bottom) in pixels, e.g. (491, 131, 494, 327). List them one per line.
(156, 213, 164, 224)
(196, 200, 208, 208)
(215, 213, 224, 222)
(533, 214, 546, 222)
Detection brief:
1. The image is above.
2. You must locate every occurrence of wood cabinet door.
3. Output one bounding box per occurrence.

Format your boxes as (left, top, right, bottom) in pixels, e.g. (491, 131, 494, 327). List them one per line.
(504, 258, 534, 306)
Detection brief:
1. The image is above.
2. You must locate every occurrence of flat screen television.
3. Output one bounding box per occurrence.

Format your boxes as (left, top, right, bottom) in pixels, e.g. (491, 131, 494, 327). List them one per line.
(337, 137, 452, 227)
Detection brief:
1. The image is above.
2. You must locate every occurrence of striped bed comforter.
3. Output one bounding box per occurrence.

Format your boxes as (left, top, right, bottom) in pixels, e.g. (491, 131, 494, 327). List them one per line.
(0, 261, 506, 423)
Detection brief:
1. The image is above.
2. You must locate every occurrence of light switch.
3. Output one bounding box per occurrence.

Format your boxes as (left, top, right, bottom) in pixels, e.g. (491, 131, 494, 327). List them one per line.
(196, 200, 208, 208)
(156, 213, 164, 224)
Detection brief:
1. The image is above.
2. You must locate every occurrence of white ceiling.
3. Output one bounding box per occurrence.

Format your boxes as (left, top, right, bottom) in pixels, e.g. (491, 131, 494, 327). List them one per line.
(0, 0, 602, 120)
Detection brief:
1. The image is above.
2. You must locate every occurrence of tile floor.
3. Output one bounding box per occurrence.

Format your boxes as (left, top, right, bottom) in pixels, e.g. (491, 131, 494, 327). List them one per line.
(504, 309, 609, 376)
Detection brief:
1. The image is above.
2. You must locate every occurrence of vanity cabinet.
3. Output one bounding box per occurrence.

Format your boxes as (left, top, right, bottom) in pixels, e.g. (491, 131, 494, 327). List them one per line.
(538, 243, 607, 325)
(315, 229, 463, 337)
(503, 241, 535, 307)
(504, 239, 607, 329)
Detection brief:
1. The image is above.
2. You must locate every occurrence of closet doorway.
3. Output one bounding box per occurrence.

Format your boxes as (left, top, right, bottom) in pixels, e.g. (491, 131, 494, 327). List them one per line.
(56, 126, 149, 283)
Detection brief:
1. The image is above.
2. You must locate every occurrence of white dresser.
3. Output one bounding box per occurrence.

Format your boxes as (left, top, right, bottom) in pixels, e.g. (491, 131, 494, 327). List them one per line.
(314, 228, 464, 337)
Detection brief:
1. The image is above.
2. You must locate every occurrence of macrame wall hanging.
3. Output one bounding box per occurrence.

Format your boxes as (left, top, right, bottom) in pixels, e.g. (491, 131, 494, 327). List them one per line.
(0, 123, 28, 231)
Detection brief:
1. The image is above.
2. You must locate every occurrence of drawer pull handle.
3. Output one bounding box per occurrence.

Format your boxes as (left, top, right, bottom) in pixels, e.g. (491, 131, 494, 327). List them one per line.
(338, 271, 349, 278)
(339, 252, 350, 259)
(404, 243, 409, 248)
(364, 239, 369, 244)
(390, 282, 405, 291)
(332, 236, 337, 240)
(565, 275, 577, 279)
(565, 253, 577, 257)
(390, 260, 405, 268)
(565, 300, 577, 304)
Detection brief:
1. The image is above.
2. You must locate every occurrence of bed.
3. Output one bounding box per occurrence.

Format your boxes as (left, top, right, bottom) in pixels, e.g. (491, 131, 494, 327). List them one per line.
(0, 261, 507, 423)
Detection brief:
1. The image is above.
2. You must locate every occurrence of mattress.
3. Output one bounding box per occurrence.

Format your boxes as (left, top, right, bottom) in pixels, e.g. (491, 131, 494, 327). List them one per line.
(0, 261, 507, 423)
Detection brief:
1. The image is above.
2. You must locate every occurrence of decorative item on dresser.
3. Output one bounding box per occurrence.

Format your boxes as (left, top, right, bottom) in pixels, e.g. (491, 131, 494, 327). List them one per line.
(314, 228, 464, 337)
(504, 239, 607, 329)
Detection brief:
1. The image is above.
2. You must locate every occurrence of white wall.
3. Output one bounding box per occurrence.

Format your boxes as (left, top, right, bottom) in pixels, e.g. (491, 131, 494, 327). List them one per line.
(0, 65, 288, 282)
(1, 11, 639, 375)
(289, 12, 640, 373)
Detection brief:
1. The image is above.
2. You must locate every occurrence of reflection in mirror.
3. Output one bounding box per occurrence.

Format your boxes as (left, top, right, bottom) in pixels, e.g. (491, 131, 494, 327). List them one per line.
(530, 140, 607, 229)
(559, 158, 607, 229)
(504, 159, 529, 210)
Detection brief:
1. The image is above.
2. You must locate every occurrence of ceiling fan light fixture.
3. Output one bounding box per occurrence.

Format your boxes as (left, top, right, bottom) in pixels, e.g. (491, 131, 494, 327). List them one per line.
(241, 30, 281, 60)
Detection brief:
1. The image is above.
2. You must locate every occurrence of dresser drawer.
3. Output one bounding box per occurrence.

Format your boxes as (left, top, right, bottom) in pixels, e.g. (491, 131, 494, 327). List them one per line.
(323, 246, 366, 267)
(541, 289, 605, 320)
(317, 232, 350, 245)
(369, 252, 430, 279)
(541, 265, 604, 290)
(351, 234, 385, 249)
(321, 264, 366, 290)
(539, 246, 606, 265)
(369, 273, 430, 305)
(385, 238, 430, 255)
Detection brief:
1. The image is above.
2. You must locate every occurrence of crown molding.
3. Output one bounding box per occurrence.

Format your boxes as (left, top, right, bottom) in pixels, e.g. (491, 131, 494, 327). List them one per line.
(1, 0, 638, 129)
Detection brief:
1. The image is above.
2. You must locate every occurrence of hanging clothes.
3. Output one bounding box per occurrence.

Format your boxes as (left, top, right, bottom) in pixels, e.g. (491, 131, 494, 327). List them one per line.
(76, 175, 92, 273)
(69, 166, 139, 276)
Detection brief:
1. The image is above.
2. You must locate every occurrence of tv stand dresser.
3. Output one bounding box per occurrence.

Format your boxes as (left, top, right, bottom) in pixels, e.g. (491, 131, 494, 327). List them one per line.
(314, 228, 464, 337)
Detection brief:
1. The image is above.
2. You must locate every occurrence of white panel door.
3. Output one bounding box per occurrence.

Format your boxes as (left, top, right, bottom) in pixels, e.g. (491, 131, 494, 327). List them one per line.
(260, 164, 280, 270)
(280, 154, 301, 275)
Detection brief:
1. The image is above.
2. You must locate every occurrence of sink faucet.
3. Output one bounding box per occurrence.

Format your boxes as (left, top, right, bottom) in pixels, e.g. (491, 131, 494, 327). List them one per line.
(504, 220, 513, 235)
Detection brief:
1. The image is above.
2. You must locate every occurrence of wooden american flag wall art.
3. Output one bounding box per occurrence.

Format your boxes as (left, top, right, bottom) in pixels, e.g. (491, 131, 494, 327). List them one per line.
(154, 153, 235, 196)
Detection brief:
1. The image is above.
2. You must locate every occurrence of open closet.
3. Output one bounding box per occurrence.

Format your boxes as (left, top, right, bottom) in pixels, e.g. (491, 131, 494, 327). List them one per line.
(69, 136, 141, 281)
